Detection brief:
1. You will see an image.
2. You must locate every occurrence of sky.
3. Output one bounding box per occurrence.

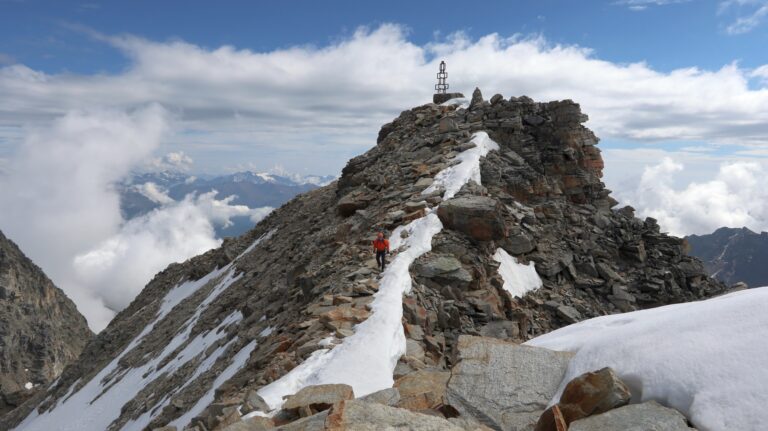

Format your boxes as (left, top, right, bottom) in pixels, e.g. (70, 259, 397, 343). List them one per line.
(1, 0, 768, 329)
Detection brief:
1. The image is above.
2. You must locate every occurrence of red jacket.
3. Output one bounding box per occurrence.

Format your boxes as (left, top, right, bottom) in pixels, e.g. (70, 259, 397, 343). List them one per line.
(373, 238, 389, 252)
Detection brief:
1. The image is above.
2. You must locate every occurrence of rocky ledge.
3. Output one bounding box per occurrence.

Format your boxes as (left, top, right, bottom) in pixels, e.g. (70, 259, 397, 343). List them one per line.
(190, 335, 693, 431)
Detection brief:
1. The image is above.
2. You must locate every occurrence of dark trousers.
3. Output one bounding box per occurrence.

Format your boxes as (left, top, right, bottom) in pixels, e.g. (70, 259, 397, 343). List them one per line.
(376, 251, 387, 271)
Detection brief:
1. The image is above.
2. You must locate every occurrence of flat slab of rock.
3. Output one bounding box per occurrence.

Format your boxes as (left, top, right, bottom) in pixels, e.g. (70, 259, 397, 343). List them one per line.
(446, 335, 573, 431)
(568, 401, 693, 431)
(359, 387, 400, 407)
(325, 399, 467, 430)
(394, 369, 450, 410)
(283, 384, 354, 417)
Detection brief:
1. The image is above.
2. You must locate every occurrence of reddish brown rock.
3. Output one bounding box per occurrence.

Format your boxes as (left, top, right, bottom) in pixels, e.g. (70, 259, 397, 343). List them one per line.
(393, 369, 450, 411)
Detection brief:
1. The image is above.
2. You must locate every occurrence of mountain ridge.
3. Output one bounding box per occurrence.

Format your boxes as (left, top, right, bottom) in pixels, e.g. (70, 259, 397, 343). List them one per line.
(0, 230, 92, 416)
(3, 90, 725, 430)
(685, 226, 768, 288)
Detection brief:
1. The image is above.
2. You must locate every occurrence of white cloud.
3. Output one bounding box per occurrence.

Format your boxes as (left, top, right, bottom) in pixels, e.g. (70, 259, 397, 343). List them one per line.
(135, 181, 174, 204)
(613, 0, 691, 11)
(616, 157, 768, 236)
(145, 151, 194, 172)
(0, 107, 273, 331)
(2, 25, 768, 175)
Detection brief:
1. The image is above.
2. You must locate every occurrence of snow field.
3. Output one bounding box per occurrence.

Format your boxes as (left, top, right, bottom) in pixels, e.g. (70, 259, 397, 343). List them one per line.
(527, 287, 768, 431)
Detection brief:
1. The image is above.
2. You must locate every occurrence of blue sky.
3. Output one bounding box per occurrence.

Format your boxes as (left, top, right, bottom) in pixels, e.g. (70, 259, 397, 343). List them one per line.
(2, 0, 767, 74)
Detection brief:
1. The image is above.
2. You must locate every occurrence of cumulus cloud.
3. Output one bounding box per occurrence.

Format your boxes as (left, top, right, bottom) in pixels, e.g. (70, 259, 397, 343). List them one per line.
(615, 157, 768, 236)
(73, 191, 271, 314)
(145, 151, 194, 172)
(1, 25, 768, 175)
(0, 107, 273, 331)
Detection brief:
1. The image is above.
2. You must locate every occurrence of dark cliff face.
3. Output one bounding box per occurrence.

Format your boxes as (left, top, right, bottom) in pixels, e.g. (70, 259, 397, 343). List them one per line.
(0, 230, 92, 416)
(686, 226, 768, 288)
(2, 91, 726, 431)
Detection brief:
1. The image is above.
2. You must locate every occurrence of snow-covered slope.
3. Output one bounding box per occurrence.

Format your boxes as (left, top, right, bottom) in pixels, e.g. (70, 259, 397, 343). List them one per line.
(527, 287, 768, 431)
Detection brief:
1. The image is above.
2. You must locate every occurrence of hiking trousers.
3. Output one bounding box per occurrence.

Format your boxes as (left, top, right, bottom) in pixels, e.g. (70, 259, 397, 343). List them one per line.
(376, 251, 387, 271)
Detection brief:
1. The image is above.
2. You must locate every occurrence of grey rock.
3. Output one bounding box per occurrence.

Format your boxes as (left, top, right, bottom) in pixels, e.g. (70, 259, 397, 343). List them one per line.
(283, 384, 354, 417)
(439, 117, 460, 134)
(438, 196, 508, 241)
(243, 390, 272, 414)
(446, 335, 573, 431)
(278, 410, 328, 430)
(359, 387, 400, 407)
(569, 401, 693, 431)
(469, 87, 484, 110)
(0, 230, 92, 416)
(556, 305, 582, 324)
(490, 94, 504, 105)
(413, 255, 472, 283)
(326, 399, 466, 430)
(221, 416, 274, 430)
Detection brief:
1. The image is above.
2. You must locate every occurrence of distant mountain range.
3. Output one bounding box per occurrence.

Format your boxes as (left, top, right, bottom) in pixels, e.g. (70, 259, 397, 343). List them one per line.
(119, 171, 335, 237)
(685, 227, 768, 288)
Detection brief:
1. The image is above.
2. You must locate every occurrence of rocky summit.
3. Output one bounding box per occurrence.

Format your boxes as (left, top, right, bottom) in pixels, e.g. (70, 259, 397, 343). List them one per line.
(2, 89, 725, 431)
(0, 230, 92, 416)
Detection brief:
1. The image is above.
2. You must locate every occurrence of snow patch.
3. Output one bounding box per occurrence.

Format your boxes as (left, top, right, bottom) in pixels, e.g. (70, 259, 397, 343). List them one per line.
(492, 248, 542, 298)
(526, 288, 768, 431)
(440, 97, 470, 110)
(422, 131, 499, 200)
(259, 326, 275, 337)
(24, 382, 33, 390)
(168, 340, 258, 429)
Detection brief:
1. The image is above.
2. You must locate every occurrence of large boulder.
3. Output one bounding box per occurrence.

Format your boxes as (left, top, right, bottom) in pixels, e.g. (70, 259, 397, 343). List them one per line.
(413, 255, 473, 284)
(394, 369, 450, 411)
(446, 335, 573, 431)
(433, 92, 465, 104)
(337, 189, 373, 217)
(568, 401, 693, 431)
(283, 384, 355, 417)
(324, 399, 468, 430)
(535, 367, 631, 431)
(437, 196, 508, 241)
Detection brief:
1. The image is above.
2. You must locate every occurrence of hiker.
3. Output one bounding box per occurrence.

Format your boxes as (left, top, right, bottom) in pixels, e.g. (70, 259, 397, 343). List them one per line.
(373, 232, 390, 271)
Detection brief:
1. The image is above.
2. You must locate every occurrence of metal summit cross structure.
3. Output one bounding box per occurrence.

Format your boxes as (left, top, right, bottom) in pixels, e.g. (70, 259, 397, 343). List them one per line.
(435, 61, 449, 94)
(432, 60, 464, 104)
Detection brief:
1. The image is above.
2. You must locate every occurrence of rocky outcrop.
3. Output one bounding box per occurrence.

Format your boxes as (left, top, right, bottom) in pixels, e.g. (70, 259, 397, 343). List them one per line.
(535, 367, 631, 431)
(437, 196, 508, 241)
(433, 92, 465, 105)
(3, 92, 725, 431)
(446, 335, 573, 430)
(568, 401, 693, 431)
(0, 230, 92, 417)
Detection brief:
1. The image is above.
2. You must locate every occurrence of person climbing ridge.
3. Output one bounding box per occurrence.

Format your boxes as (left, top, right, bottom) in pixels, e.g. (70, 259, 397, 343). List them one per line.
(372, 232, 390, 272)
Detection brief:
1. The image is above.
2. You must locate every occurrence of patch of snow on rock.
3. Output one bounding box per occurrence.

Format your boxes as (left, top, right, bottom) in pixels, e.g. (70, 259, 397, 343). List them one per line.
(493, 248, 542, 298)
(527, 287, 768, 431)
